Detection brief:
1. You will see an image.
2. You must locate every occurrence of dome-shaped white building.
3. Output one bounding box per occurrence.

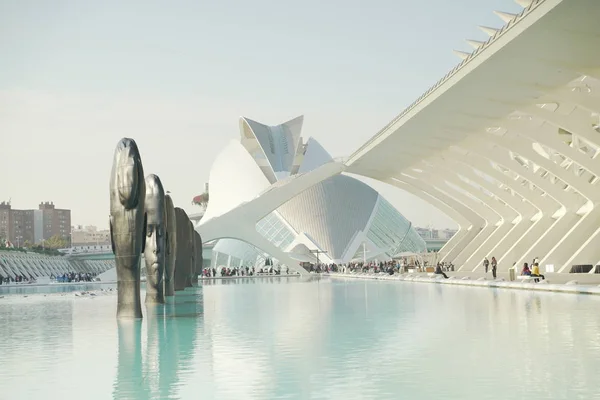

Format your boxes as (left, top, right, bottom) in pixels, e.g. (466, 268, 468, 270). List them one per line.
(198, 116, 426, 270)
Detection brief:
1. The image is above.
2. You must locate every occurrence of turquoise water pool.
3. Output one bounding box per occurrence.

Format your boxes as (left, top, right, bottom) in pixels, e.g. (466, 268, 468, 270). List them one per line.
(0, 277, 599, 399)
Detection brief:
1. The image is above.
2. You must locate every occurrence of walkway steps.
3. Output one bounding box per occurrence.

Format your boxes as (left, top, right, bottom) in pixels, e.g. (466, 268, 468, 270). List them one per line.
(331, 273, 600, 296)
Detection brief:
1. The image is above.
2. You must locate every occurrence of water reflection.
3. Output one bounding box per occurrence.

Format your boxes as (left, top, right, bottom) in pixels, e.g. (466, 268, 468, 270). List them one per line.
(1, 279, 600, 399)
(0, 282, 117, 295)
(112, 288, 203, 400)
(113, 320, 146, 399)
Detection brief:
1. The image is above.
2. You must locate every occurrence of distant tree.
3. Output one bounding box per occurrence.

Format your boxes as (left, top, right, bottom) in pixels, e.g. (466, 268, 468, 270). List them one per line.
(44, 235, 68, 249)
(24, 240, 32, 248)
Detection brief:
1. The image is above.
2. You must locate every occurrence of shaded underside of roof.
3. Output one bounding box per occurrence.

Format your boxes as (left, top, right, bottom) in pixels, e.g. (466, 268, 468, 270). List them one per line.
(347, 0, 600, 180)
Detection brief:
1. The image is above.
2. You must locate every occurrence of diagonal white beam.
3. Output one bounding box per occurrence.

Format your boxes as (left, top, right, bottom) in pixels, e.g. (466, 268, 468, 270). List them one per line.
(439, 155, 537, 271)
(449, 146, 555, 268)
(387, 176, 487, 263)
(198, 161, 345, 274)
(386, 178, 473, 261)
(415, 165, 506, 270)
(466, 136, 586, 270)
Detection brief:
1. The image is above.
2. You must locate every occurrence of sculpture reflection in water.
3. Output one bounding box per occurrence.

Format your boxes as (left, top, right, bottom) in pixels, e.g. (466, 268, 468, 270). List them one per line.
(113, 300, 202, 399)
(164, 195, 177, 297)
(113, 320, 148, 398)
(144, 174, 166, 304)
(109, 138, 146, 319)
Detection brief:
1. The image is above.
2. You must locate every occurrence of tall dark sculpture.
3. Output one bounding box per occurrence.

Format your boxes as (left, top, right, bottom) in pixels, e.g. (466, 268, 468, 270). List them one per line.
(109, 138, 146, 319)
(193, 231, 203, 283)
(144, 174, 166, 304)
(164, 195, 177, 297)
(187, 220, 195, 287)
(173, 207, 189, 291)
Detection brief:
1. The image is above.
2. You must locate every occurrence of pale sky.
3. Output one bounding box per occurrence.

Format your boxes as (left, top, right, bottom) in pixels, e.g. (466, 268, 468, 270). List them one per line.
(0, 0, 523, 230)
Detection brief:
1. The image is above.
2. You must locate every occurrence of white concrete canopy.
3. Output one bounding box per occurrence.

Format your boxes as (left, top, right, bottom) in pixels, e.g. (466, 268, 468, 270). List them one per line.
(344, 0, 600, 274)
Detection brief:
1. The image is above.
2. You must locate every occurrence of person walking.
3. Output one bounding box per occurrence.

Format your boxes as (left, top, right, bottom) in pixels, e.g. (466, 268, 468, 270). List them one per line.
(491, 257, 498, 279)
(483, 257, 490, 273)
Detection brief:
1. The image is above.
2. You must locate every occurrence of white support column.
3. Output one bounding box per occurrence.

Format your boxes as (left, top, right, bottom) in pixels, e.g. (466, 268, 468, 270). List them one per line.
(416, 167, 505, 270)
(387, 177, 486, 263)
(482, 132, 600, 271)
(468, 136, 585, 269)
(449, 146, 554, 268)
(440, 156, 537, 271)
(507, 107, 600, 271)
(423, 158, 520, 271)
(384, 178, 469, 259)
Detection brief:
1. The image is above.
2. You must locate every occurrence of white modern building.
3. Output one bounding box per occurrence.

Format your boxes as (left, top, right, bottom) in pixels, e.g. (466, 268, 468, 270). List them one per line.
(345, 0, 600, 274)
(196, 116, 426, 271)
(197, 0, 600, 276)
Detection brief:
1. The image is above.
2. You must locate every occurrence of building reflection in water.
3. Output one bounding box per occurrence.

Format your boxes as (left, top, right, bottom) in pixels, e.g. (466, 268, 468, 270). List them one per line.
(5, 278, 600, 398)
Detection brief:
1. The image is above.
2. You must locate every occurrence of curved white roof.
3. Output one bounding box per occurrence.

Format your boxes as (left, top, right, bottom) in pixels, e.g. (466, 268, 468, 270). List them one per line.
(277, 175, 378, 260)
(201, 139, 271, 224)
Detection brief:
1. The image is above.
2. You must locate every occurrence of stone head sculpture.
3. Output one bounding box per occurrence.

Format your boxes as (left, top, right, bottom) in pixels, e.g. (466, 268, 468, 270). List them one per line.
(194, 231, 203, 283)
(187, 219, 196, 287)
(164, 194, 177, 296)
(173, 207, 189, 291)
(144, 174, 166, 304)
(109, 138, 146, 319)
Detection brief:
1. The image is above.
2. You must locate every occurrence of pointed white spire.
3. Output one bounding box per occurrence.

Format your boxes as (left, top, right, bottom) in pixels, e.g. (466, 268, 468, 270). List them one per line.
(514, 0, 532, 7)
(466, 39, 485, 50)
(494, 10, 518, 23)
(479, 26, 499, 37)
(453, 50, 471, 60)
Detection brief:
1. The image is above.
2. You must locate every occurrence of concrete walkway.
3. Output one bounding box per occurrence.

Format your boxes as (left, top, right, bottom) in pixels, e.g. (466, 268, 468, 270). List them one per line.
(199, 274, 300, 281)
(330, 273, 600, 296)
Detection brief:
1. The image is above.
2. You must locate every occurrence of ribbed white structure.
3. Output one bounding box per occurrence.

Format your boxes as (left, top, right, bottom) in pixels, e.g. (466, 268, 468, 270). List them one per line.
(345, 0, 600, 274)
(278, 175, 378, 260)
(0, 251, 114, 279)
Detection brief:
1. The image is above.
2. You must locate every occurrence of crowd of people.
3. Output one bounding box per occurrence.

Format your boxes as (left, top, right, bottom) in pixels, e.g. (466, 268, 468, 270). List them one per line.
(0, 272, 98, 285)
(202, 265, 291, 278)
(310, 255, 547, 283)
(52, 272, 96, 283)
(307, 260, 440, 275)
(200, 255, 548, 283)
(0, 275, 32, 284)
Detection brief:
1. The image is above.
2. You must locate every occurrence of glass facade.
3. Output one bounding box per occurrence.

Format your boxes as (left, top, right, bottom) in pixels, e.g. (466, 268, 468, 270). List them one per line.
(366, 198, 427, 258)
(210, 239, 266, 269)
(210, 212, 296, 269)
(255, 212, 295, 251)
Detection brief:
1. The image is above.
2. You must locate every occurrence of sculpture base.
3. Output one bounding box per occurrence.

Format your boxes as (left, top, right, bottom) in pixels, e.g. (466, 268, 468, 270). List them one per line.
(164, 279, 175, 296)
(117, 280, 143, 319)
(145, 290, 165, 304)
